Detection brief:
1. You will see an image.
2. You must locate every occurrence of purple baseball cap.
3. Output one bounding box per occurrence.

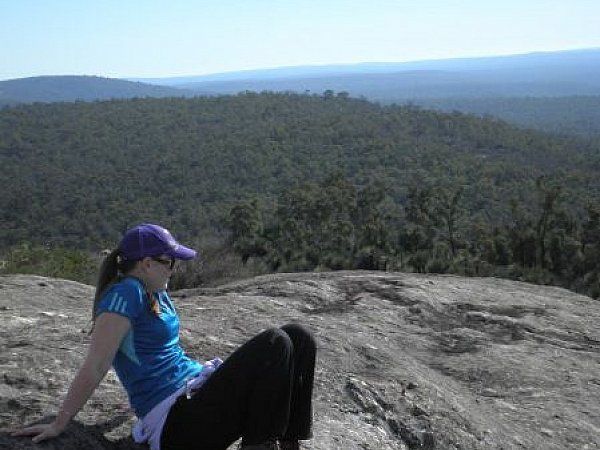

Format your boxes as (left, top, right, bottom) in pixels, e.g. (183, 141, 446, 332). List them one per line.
(119, 223, 197, 261)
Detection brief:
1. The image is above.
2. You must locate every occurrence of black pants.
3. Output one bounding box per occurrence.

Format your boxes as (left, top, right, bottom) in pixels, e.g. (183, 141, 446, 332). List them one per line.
(161, 324, 316, 450)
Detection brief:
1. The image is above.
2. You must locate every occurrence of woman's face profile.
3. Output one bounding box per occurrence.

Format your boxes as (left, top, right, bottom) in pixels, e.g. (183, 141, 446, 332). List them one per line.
(140, 255, 174, 292)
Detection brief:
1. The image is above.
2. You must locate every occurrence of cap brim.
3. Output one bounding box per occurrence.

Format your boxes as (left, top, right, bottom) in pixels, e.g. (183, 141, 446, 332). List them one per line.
(167, 245, 197, 260)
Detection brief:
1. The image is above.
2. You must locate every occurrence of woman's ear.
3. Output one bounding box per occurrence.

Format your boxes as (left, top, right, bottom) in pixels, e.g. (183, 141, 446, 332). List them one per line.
(139, 257, 152, 272)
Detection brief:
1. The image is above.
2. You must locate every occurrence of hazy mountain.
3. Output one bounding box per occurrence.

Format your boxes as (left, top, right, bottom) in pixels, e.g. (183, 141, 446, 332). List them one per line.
(134, 48, 600, 100)
(171, 67, 600, 99)
(134, 48, 600, 87)
(0, 75, 193, 106)
(4, 49, 599, 106)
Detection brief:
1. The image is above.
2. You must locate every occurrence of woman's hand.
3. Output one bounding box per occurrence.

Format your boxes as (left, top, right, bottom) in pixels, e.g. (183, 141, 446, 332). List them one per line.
(11, 420, 65, 443)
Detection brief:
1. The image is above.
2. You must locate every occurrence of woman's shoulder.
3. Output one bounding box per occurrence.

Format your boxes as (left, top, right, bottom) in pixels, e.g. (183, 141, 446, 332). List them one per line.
(97, 277, 147, 317)
(102, 277, 146, 303)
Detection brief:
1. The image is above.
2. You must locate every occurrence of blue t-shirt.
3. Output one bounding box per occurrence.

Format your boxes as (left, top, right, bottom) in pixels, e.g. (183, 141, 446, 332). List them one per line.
(96, 277, 203, 417)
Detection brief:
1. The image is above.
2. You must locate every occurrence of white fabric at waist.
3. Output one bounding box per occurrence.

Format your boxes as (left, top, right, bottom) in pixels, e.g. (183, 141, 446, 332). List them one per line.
(132, 357, 223, 450)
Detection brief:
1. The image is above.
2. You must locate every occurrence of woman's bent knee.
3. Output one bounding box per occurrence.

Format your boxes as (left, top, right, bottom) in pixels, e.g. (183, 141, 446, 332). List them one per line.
(263, 327, 293, 352)
(280, 323, 316, 351)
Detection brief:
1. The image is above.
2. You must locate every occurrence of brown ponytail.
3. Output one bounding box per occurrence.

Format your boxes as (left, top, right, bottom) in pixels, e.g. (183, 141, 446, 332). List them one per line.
(91, 248, 137, 325)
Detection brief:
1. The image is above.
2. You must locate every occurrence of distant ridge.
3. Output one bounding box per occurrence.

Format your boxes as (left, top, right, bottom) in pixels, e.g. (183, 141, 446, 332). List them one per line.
(3, 48, 599, 107)
(132, 47, 600, 87)
(123, 48, 600, 108)
(0, 75, 194, 106)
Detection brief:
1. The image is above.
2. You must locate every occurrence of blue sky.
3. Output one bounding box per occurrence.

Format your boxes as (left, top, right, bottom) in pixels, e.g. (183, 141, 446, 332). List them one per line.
(1, 0, 599, 80)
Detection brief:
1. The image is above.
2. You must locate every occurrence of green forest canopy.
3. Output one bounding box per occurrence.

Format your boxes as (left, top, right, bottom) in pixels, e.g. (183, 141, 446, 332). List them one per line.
(2, 92, 600, 295)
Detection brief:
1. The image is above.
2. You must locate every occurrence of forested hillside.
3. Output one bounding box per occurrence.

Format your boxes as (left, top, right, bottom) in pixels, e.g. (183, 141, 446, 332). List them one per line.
(408, 96, 600, 138)
(2, 93, 600, 295)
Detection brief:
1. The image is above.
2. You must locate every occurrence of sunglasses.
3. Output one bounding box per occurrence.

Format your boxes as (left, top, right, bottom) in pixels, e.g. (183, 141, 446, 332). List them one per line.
(151, 256, 176, 269)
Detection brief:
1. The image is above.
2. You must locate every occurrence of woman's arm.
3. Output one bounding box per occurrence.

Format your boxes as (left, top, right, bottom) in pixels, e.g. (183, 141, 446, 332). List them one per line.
(12, 312, 131, 443)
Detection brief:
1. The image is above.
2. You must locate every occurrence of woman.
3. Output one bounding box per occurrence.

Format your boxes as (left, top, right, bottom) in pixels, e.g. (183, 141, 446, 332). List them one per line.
(13, 223, 316, 450)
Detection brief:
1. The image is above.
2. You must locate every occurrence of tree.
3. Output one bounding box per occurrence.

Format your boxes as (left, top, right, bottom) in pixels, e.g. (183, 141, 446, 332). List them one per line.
(534, 177, 562, 269)
(228, 199, 266, 264)
(508, 198, 537, 268)
(432, 186, 464, 258)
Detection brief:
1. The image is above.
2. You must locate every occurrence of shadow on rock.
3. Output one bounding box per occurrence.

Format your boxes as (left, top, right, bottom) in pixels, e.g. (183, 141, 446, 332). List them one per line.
(1, 415, 143, 450)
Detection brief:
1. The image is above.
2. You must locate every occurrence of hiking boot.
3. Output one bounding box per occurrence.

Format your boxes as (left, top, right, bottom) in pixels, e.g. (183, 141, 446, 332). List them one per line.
(279, 440, 301, 450)
(239, 439, 280, 450)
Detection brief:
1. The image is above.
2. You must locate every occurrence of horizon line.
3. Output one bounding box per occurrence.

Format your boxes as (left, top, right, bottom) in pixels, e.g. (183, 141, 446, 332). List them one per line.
(2, 45, 599, 83)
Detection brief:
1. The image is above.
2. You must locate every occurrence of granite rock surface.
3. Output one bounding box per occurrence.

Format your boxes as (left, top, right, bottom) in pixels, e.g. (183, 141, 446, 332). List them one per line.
(1, 271, 600, 449)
